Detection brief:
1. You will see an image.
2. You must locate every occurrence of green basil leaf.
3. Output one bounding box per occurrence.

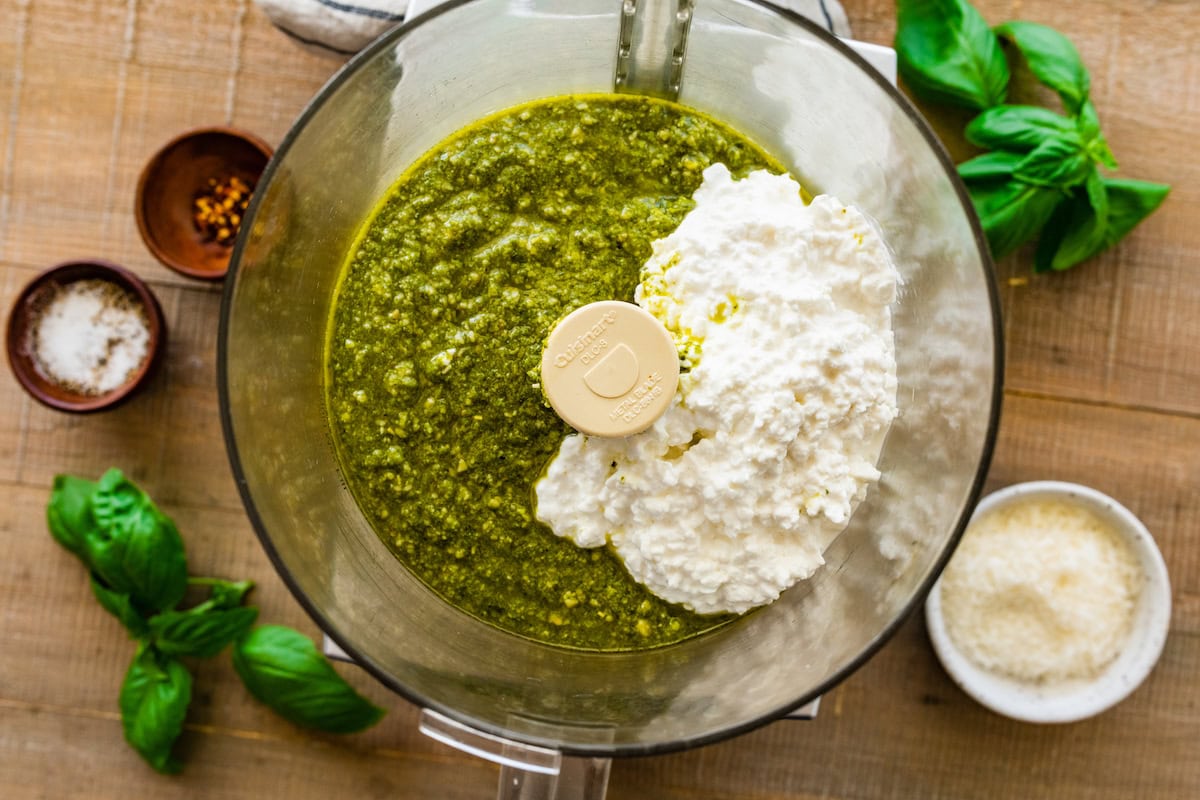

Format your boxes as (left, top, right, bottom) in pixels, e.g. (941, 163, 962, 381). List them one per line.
(896, 0, 1009, 111)
(1098, 176, 1171, 252)
(965, 105, 1076, 152)
(995, 20, 1090, 113)
(83, 470, 188, 614)
(957, 150, 1023, 181)
(233, 625, 385, 734)
(150, 604, 259, 658)
(47, 474, 98, 560)
(1034, 175, 1169, 271)
(1035, 169, 1109, 271)
(91, 573, 151, 639)
(1076, 100, 1119, 169)
(1013, 135, 1092, 188)
(90, 469, 142, 528)
(1033, 197, 1078, 272)
(119, 644, 193, 774)
(965, 176, 1062, 258)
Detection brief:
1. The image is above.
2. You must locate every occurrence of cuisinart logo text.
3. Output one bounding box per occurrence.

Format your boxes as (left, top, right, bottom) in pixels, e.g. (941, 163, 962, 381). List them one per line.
(552, 311, 617, 368)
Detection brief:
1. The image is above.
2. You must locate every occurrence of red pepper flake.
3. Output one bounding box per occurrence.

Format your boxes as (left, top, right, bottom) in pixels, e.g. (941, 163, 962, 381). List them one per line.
(193, 175, 254, 247)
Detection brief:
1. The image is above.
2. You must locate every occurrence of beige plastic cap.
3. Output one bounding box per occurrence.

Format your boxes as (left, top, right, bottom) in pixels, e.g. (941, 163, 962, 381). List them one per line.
(541, 300, 680, 437)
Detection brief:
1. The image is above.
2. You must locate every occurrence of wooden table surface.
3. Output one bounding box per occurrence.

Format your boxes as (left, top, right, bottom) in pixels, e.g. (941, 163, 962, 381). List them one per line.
(2, 1, 1197, 797)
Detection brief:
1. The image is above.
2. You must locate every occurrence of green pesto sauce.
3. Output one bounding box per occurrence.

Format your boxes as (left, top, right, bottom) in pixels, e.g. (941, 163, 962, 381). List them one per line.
(327, 94, 779, 650)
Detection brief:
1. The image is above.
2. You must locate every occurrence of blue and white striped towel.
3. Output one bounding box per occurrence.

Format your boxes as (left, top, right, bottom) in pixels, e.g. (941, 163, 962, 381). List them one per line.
(257, 0, 407, 56)
(256, 0, 851, 58)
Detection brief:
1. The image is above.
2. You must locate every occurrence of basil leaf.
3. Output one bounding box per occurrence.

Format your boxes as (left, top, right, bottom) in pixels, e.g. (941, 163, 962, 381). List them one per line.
(233, 625, 385, 734)
(47, 474, 98, 560)
(965, 105, 1076, 152)
(1035, 169, 1109, 271)
(1103, 177, 1171, 241)
(1035, 174, 1169, 271)
(151, 604, 259, 658)
(1076, 100, 1119, 169)
(84, 470, 188, 615)
(119, 644, 193, 774)
(995, 20, 1090, 113)
(957, 151, 1023, 181)
(896, 0, 1009, 111)
(90, 468, 150, 530)
(1034, 197, 1078, 272)
(965, 176, 1062, 258)
(1013, 135, 1092, 188)
(91, 573, 151, 639)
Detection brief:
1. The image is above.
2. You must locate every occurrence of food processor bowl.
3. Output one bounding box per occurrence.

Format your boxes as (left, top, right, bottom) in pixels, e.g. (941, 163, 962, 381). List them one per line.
(220, 0, 1000, 761)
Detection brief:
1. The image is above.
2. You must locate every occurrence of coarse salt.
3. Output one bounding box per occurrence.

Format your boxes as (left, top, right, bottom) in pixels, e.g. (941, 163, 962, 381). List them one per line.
(30, 279, 151, 395)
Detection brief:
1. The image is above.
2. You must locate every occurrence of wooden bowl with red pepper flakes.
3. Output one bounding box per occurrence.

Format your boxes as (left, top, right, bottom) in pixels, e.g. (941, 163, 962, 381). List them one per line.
(135, 127, 273, 280)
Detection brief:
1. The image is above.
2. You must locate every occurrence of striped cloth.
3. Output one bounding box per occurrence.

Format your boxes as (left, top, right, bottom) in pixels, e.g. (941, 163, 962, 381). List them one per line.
(256, 0, 406, 55)
(256, 0, 851, 58)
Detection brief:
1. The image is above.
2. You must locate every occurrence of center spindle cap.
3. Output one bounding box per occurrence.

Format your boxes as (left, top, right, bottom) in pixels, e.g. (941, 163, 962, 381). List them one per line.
(540, 300, 680, 437)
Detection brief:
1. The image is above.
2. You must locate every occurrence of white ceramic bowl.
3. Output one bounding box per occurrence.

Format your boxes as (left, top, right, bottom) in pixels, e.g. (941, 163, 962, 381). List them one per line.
(925, 481, 1171, 723)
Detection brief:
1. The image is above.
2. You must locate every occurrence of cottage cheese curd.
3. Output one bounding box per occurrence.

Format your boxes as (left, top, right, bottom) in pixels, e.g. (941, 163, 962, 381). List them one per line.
(535, 164, 900, 614)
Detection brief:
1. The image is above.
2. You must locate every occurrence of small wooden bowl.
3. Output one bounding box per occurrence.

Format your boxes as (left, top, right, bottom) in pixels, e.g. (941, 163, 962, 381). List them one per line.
(135, 127, 273, 280)
(5, 260, 167, 413)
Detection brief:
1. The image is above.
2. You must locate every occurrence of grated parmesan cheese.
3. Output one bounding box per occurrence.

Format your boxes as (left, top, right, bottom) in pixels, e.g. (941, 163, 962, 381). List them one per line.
(30, 279, 151, 395)
(940, 497, 1142, 683)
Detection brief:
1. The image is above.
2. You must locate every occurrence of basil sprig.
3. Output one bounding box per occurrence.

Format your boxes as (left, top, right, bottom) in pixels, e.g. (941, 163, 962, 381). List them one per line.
(47, 470, 385, 773)
(895, 0, 1169, 270)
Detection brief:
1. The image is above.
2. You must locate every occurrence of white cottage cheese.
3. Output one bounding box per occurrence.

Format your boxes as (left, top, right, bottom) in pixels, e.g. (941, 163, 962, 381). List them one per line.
(535, 164, 900, 615)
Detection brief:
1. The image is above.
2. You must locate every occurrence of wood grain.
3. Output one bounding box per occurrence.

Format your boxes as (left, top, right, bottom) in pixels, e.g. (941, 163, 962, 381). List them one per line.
(0, 267, 31, 482)
(0, 705, 500, 799)
(1, 0, 1198, 798)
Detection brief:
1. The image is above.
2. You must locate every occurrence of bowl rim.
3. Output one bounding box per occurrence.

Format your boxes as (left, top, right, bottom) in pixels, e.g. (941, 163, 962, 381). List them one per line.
(217, 0, 1005, 757)
(925, 480, 1172, 724)
(135, 125, 274, 281)
(5, 259, 167, 413)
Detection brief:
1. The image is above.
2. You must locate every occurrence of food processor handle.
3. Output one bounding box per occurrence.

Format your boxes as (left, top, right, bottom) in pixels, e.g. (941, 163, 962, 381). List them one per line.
(323, 639, 615, 798)
(497, 757, 613, 800)
(418, 708, 613, 800)
(614, 0, 695, 99)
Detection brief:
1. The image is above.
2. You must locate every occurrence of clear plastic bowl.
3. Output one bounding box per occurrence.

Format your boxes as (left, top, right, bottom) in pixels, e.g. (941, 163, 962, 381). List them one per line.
(219, 0, 1002, 756)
